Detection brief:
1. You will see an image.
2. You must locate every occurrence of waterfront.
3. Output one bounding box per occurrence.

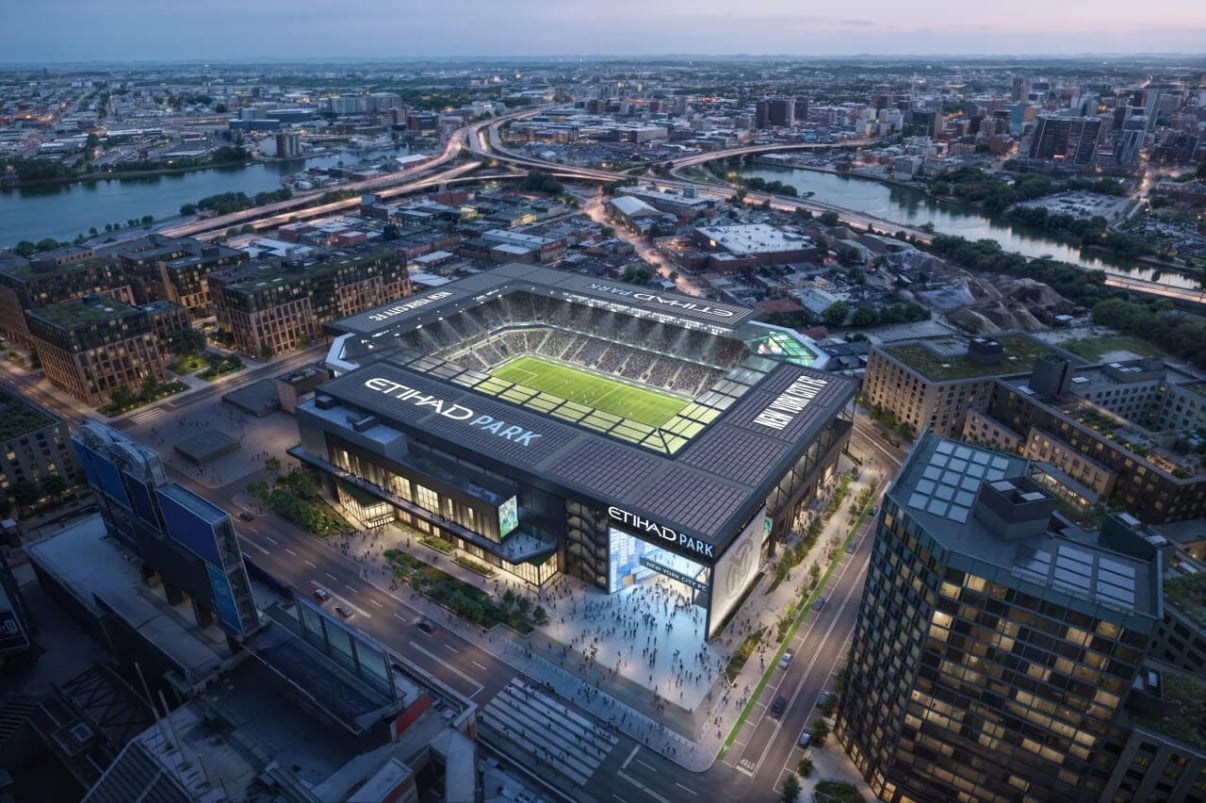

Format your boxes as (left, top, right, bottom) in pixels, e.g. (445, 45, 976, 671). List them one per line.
(738, 164, 1197, 289)
(0, 147, 408, 248)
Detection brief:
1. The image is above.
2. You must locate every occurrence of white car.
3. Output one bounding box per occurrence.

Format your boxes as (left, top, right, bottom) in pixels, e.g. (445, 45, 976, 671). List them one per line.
(313, 588, 331, 602)
(779, 651, 793, 670)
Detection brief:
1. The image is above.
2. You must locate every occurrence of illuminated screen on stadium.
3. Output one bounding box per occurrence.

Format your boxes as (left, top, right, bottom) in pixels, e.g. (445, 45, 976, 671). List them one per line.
(607, 527, 708, 595)
(498, 496, 519, 538)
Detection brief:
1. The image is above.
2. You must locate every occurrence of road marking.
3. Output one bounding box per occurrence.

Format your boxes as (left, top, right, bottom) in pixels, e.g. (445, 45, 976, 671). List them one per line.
(611, 796, 630, 803)
(735, 758, 757, 777)
(264, 535, 279, 545)
(635, 759, 656, 772)
(369, 599, 384, 609)
(444, 644, 458, 654)
(471, 660, 487, 671)
(674, 783, 697, 797)
(242, 538, 270, 555)
(304, 559, 317, 568)
(344, 584, 358, 593)
(621, 745, 640, 770)
(393, 613, 407, 623)
(325, 572, 338, 581)
(407, 641, 482, 697)
(617, 771, 670, 803)
(285, 548, 296, 556)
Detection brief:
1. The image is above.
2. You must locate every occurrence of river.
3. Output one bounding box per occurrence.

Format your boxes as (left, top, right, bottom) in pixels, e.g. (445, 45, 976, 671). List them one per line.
(0, 146, 409, 248)
(737, 164, 1197, 290)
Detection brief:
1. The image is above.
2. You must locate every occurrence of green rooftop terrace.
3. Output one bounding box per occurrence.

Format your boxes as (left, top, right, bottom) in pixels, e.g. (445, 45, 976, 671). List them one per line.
(0, 390, 54, 441)
(885, 334, 1056, 382)
(1134, 669, 1206, 751)
(1165, 572, 1206, 628)
(31, 297, 138, 329)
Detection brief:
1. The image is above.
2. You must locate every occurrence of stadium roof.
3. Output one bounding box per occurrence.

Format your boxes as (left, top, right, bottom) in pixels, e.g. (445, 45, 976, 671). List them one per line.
(327, 263, 759, 338)
(314, 356, 855, 558)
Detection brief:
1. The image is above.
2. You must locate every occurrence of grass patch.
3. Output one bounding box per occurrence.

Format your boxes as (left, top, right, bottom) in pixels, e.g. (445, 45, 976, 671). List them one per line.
(422, 535, 456, 554)
(198, 352, 244, 380)
(99, 379, 188, 415)
(491, 355, 687, 428)
(455, 554, 496, 577)
(384, 548, 532, 633)
(885, 333, 1054, 381)
(814, 781, 866, 803)
(725, 628, 765, 682)
(1061, 334, 1161, 362)
(1164, 573, 1206, 628)
(169, 353, 208, 374)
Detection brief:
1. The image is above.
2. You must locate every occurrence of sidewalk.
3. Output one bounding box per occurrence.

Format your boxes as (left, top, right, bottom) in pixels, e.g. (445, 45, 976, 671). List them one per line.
(331, 458, 879, 774)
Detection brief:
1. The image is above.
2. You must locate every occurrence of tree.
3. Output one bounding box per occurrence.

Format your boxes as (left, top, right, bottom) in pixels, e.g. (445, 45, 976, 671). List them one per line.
(170, 327, 207, 355)
(40, 475, 68, 499)
(819, 211, 840, 226)
(532, 605, 549, 626)
(180, 203, 197, 216)
(810, 717, 830, 747)
(852, 307, 878, 327)
(265, 456, 282, 475)
(779, 773, 801, 803)
(797, 757, 814, 777)
(602, 226, 616, 238)
(11, 479, 41, 508)
(823, 301, 850, 328)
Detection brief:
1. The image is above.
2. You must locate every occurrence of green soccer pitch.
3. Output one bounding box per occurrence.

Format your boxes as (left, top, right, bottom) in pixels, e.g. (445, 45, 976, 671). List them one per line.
(492, 355, 688, 428)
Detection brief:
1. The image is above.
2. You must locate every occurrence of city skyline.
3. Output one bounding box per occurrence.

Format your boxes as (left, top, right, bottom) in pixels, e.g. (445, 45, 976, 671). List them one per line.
(5, 0, 1206, 63)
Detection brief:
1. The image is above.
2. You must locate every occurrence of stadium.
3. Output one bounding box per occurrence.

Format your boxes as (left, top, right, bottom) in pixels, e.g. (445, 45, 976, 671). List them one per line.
(296, 264, 856, 638)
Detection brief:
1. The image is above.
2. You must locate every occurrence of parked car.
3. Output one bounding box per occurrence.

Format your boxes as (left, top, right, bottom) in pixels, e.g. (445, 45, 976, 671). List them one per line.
(868, 505, 879, 516)
(313, 588, 331, 602)
(798, 730, 812, 749)
(816, 691, 831, 709)
(846, 539, 858, 553)
(814, 597, 827, 612)
(771, 695, 788, 718)
(779, 651, 793, 670)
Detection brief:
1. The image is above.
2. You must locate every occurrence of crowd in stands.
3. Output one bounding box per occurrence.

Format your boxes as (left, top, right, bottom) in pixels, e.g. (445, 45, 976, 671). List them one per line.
(387, 291, 751, 399)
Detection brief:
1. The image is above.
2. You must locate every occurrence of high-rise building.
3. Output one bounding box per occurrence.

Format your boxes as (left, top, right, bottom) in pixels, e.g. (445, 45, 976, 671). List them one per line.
(209, 246, 410, 357)
(0, 388, 79, 508)
(26, 296, 168, 406)
(838, 432, 1163, 803)
(1028, 116, 1103, 166)
(1116, 118, 1147, 165)
(755, 97, 795, 129)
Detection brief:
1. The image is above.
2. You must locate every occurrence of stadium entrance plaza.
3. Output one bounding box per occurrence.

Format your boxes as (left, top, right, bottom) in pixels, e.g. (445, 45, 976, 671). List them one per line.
(116, 393, 874, 768)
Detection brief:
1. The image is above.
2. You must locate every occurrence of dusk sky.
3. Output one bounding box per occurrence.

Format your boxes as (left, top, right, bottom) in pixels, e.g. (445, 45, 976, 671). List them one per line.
(4, 0, 1205, 62)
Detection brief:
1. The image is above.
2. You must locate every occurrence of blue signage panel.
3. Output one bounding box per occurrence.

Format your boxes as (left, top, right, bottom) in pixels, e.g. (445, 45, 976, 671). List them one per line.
(156, 488, 222, 567)
(206, 565, 244, 637)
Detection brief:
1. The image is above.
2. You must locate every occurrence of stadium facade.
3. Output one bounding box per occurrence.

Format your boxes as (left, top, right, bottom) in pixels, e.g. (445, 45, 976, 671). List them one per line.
(297, 264, 856, 638)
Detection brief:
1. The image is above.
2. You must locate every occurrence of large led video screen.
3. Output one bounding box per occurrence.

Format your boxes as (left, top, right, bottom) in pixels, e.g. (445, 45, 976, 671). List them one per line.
(156, 488, 222, 567)
(77, 443, 129, 510)
(207, 565, 244, 636)
(498, 496, 519, 538)
(707, 511, 766, 638)
(608, 526, 706, 595)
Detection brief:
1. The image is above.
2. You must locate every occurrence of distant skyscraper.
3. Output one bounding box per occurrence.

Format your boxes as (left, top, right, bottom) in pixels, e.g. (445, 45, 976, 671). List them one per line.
(838, 433, 1162, 803)
(755, 97, 794, 129)
(1028, 116, 1103, 165)
(1116, 118, 1147, 165)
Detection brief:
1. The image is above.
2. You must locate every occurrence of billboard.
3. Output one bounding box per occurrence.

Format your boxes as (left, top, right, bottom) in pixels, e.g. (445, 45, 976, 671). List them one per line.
(77, 442, 130, 510)
(607, 526, 707, 595)
(156, 487, 223, 567)
(707, 510, 765, 638)
(206, 565, 244, 637)
(498, 496, 519, 538)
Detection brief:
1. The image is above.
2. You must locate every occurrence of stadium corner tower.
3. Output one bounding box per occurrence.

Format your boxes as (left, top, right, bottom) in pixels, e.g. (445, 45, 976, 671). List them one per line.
(300, 264, 856, 639)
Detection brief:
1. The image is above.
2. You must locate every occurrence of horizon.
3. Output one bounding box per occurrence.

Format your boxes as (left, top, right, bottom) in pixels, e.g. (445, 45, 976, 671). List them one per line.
(5, 0, 1206, 63)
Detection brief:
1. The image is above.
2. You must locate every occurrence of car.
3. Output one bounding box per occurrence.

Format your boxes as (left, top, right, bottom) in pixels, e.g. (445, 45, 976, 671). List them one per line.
(798, 730, 812, 749)
(868, 505, 879, 516)
(779, 651, 793, 670)
(770, 695, 788, 718)
(313, 588, 331, 602)
(816, 691, 831, 709)
(417, 617, 438, 635)
(846, 539, 858, 554)
(238, 511, 255, 521)
(814, 597, 827, 612)
(335, 605, 353, 618)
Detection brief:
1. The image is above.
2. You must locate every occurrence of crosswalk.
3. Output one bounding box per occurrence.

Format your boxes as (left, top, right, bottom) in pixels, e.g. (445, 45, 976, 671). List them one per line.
(129, 407, 166, 425)
(481, 679, 618, 785)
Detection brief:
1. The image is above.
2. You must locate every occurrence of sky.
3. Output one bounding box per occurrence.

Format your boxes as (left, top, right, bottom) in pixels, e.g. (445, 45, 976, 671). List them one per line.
(4, 0, 1205, 62)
